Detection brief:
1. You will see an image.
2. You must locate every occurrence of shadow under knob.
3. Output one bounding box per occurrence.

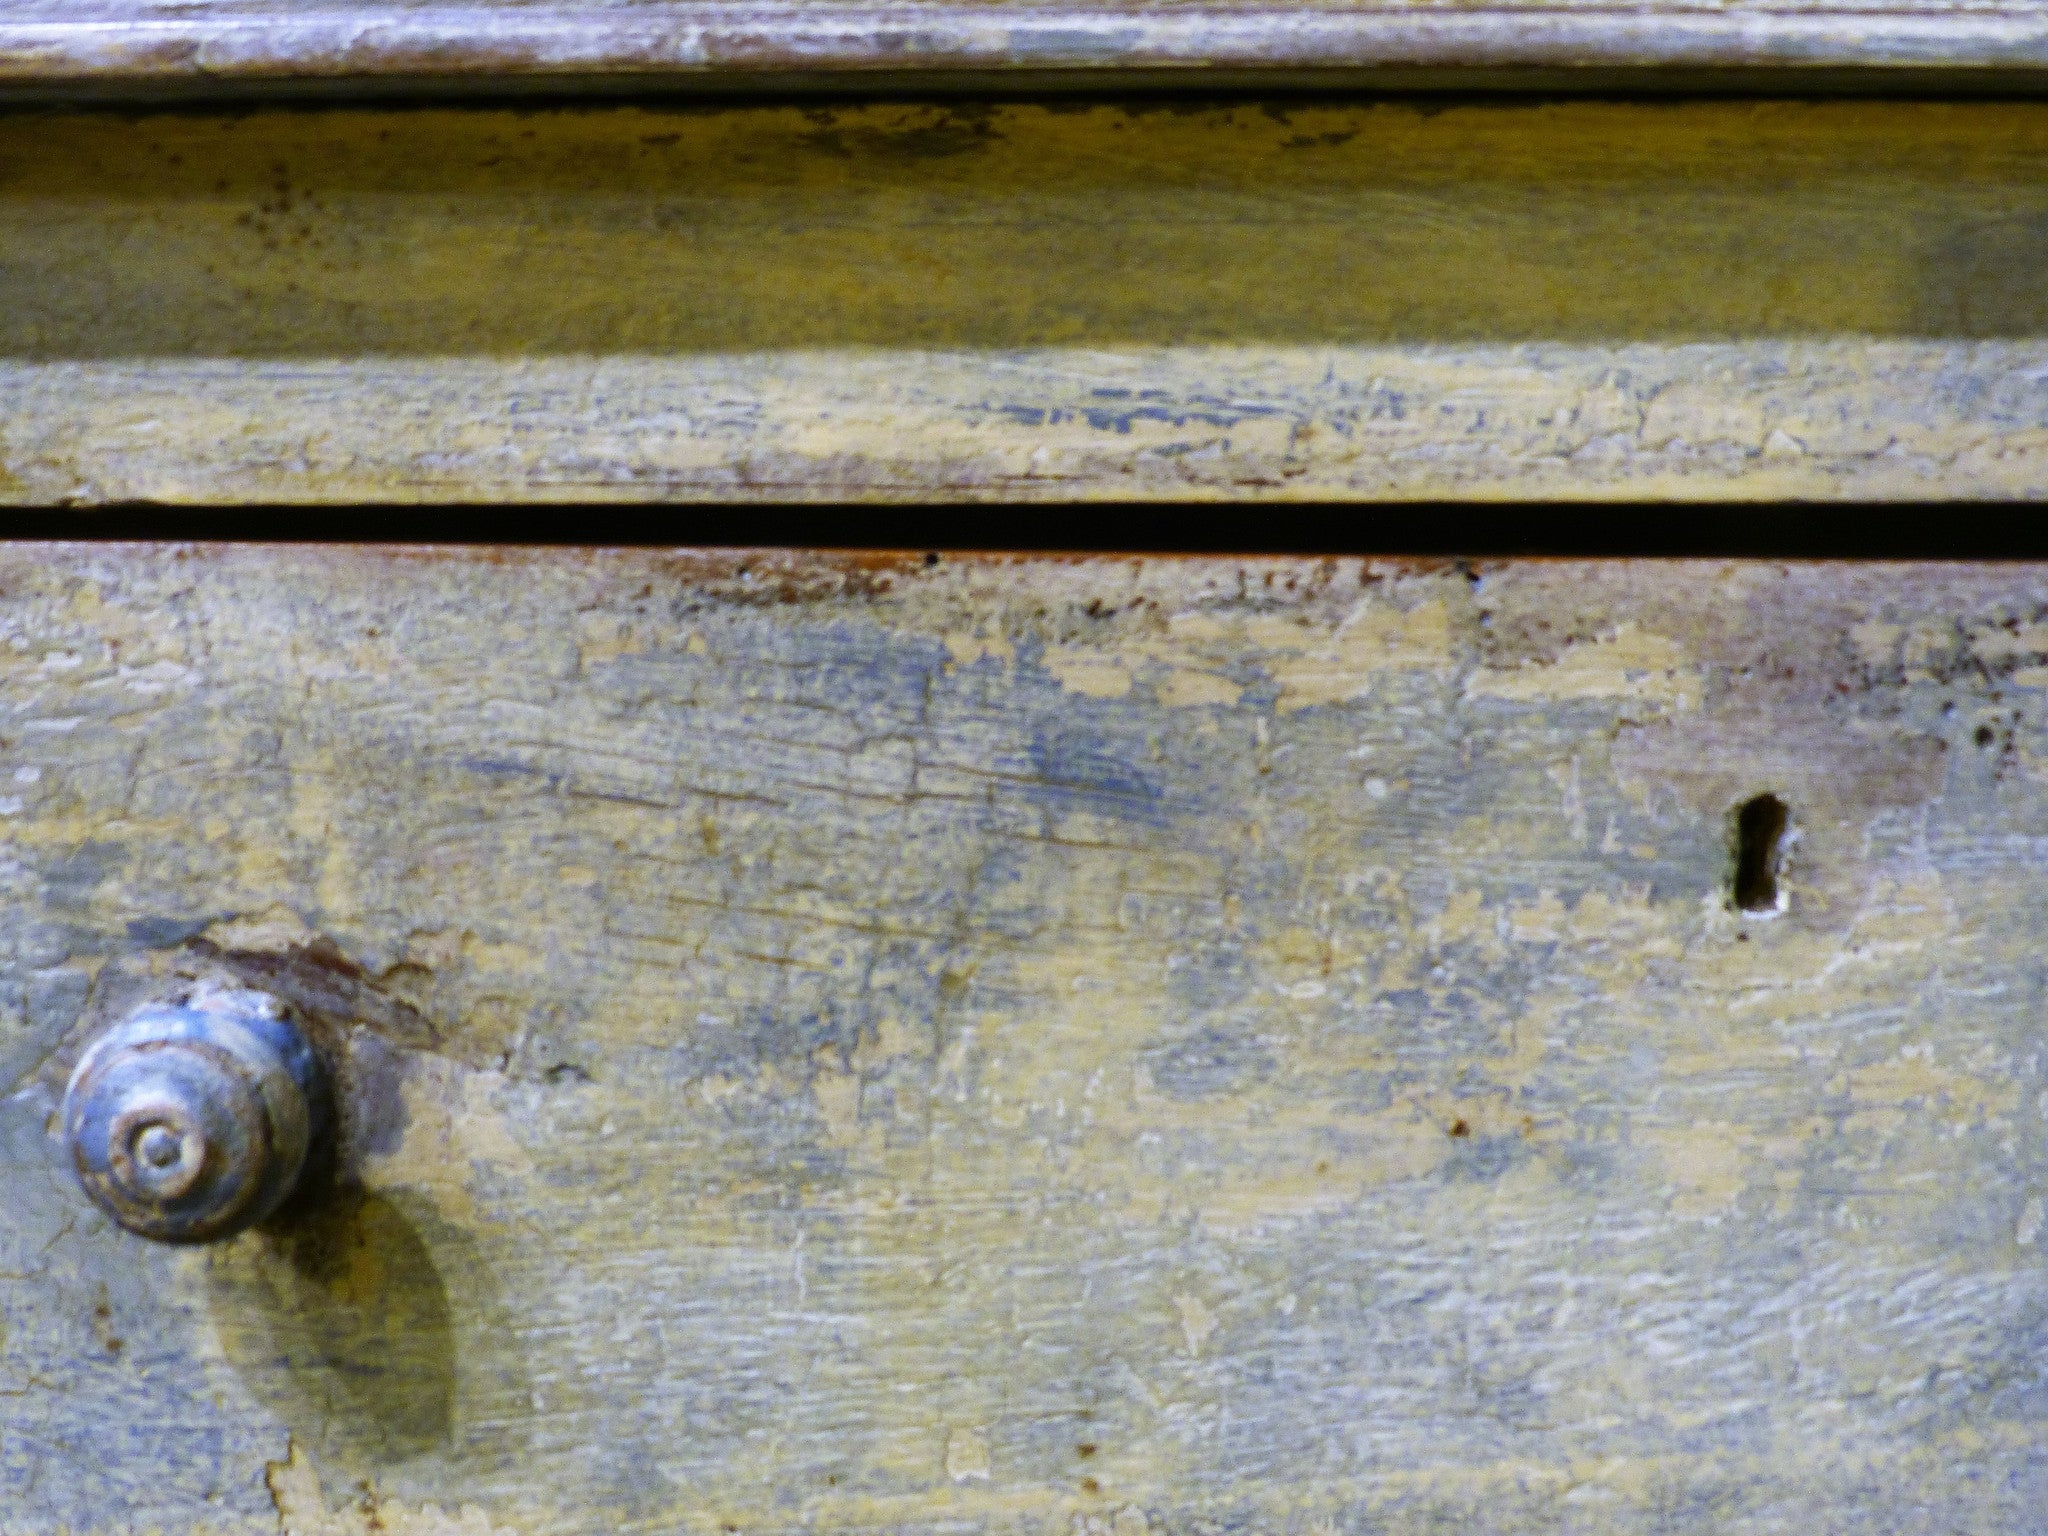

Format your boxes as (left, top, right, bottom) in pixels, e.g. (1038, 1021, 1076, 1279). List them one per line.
(62, 987, 324, 1244)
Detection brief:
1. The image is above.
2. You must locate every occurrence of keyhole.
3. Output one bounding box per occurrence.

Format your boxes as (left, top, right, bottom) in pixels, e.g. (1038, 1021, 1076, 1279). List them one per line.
(1732, 793, 1788, 913)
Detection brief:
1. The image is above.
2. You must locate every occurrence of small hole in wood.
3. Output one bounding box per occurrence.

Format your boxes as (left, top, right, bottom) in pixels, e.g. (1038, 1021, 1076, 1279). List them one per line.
(1732, 793, 1789, 914)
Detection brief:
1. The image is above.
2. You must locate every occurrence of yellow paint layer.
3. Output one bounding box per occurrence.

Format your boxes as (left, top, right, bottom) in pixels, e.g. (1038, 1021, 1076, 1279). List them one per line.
(2, 100, 2048, 501)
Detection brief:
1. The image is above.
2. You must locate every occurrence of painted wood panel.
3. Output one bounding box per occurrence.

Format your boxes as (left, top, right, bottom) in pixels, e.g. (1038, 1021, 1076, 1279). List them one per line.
(3, 545, 2048, 1532)
(7, 99, 2048, 503)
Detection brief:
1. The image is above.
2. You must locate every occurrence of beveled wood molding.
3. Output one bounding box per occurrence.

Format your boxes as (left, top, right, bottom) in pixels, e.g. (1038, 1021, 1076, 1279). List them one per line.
(8, 1, 2048, 98)
(11, 98, 2048, 506)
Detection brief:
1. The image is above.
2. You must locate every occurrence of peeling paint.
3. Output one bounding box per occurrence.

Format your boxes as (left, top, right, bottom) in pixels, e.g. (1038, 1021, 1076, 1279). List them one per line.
(5, 103, 2048, 502)
(2, 550, 2047, 1531)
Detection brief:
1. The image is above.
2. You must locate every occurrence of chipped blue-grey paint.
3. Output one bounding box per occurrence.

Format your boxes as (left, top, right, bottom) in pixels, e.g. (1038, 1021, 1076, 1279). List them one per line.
(2, 548, 2048, 1531)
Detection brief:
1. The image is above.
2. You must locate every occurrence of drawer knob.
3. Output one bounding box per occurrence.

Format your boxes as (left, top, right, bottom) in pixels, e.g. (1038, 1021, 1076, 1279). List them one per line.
(61, 986, 325, 1244)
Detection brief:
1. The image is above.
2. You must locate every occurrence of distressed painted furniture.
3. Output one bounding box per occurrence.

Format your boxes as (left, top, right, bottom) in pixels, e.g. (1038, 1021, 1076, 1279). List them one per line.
(4, 545, 2048, 1533)
(7, 0, 2048, 1524)
(8, 97, 2048, 503)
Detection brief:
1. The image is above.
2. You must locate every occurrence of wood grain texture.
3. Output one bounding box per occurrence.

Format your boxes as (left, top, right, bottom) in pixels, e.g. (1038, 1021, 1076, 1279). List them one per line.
(9, 0, 2048, 93)
(8, 99, 2048, 504)
(5, 545, 2048, 1532)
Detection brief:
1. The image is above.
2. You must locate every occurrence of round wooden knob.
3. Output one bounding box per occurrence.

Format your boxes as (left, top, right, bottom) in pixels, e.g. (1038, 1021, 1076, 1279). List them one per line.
(62, 987, 323, 1244)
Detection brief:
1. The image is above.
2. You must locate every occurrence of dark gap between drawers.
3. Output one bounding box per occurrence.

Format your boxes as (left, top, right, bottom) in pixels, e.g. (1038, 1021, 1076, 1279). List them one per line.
(4, 504, 2048, 558)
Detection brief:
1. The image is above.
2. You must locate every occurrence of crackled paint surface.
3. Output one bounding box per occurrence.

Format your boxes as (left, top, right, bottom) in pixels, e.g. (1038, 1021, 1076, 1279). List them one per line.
(8, 101, 2048, 501)
(4, 547, 2048, 1532)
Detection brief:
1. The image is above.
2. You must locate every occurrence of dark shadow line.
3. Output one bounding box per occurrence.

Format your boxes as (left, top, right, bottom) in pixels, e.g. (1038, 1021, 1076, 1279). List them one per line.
(16, 69, 2048, 116)
(6, 502, 2048, 558)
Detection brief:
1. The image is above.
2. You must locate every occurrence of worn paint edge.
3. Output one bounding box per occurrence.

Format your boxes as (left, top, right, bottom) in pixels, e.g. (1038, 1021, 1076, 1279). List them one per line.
(7, 342, 2048, 505)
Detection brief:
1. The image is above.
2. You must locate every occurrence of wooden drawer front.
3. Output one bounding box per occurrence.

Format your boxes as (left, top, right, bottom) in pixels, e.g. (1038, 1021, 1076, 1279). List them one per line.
(3, 546, 2047, 1532)
(7, 100, 2048, 502)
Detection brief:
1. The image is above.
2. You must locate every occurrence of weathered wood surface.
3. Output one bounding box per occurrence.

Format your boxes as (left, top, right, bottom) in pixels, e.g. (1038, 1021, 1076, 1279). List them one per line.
(5, 545, 2048, 1533)
(10, 0, 2048, 92)
(9, 99, 2048, 504)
